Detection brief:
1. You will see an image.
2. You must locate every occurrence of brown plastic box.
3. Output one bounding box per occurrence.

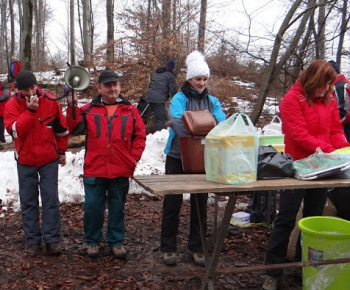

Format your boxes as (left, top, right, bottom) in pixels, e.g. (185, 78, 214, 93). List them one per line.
(180, 110, 216, 173)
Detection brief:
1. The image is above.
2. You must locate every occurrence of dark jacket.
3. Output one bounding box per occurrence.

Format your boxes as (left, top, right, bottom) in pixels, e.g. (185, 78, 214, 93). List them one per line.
(66, 95, 146, 178)
(333, 74, 350, 126)
(146, 67, 177, 103)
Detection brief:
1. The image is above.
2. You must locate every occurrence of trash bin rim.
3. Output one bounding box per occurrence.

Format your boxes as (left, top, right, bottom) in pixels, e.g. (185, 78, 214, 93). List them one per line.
(298, 216, 350, 239)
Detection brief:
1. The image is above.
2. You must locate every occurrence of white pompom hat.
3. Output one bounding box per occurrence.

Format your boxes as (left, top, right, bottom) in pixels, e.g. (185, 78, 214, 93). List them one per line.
(186, 50, 210, 80)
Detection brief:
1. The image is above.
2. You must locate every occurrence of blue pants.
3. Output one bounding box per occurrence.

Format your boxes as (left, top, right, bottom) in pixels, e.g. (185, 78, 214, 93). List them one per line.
(265, 188, 328, 277)
(17, 159, 60, 246)
(83, 176, 129, 247)
(160, 155, 208, 253)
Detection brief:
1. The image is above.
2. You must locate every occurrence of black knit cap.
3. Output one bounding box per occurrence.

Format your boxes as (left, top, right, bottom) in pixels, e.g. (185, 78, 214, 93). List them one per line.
(16, 70, 37, 90)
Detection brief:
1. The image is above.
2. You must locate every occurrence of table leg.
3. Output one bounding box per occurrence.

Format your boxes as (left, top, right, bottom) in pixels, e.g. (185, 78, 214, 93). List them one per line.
(201, 194, 237, 289)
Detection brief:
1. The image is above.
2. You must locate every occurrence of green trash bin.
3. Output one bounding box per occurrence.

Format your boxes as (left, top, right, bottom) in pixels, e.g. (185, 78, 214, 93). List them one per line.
(298, 216, 350, 289)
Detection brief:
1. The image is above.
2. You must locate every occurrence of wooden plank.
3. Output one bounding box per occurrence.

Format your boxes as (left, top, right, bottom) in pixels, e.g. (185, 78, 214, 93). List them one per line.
(133, 174, 350, 195)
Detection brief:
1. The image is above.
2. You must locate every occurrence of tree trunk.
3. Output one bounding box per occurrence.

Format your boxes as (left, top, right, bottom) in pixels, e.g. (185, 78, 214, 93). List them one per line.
(106, 0, 114, 67)
(70, 0, 76, 65)
(336, 0, 348, 69)
(21, 0, 34, 70)
(198, 0, 207, 52)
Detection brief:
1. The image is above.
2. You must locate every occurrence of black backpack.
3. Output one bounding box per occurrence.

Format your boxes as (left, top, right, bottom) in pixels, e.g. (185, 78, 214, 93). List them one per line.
(246, 191, 277, 224)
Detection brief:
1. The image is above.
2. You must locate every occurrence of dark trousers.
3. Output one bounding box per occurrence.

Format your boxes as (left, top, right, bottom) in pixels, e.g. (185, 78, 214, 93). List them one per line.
(265, 188, 328, 277)
(149, 102, 166, 132)
(83, 176, 129, 247)
(17, 159, 61, 246)
(160, 155, 208, 253)
(0, 117, 5, 143)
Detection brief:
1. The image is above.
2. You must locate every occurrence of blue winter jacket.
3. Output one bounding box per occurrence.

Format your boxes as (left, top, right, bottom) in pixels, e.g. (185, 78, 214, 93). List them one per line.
(164, 86, 226, 159)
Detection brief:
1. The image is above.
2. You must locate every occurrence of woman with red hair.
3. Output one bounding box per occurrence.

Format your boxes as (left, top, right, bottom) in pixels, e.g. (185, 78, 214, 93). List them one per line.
(262, 59, 349, 290)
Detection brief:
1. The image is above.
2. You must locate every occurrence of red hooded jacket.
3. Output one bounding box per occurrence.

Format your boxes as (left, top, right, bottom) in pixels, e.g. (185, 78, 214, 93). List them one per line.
(4, 88, 69, 166)
(66, 95, 146, 178)
(279, 81, 349, 160)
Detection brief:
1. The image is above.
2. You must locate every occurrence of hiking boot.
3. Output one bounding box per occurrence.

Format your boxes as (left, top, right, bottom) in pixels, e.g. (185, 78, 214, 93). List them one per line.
(46, 243, 61, 255)
(191, 252, 205, 267)
(163, 252, 177, 266)
(112, 245, 127, 259)
(27, 244, 40, 257)
(87, 245, 100, 258)
(262, 275, 281, 290)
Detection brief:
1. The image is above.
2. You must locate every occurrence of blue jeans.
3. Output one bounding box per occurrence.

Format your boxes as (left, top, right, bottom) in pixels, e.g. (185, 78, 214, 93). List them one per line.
(17, 159, 60, 246)
(83, 176, 129, 246)
(265, 188, 328, 277)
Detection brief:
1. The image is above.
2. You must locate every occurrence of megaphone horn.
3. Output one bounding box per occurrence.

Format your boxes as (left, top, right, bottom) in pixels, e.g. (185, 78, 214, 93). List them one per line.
(64, 65, 90, 91)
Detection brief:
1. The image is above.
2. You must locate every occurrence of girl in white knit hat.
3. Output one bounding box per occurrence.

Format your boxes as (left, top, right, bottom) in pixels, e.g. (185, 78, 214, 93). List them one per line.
(161, 50, 226, 266)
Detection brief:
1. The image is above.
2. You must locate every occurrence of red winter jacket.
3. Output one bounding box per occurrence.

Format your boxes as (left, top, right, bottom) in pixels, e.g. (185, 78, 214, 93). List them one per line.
(66, 95, 146, 178)
(279, 81, 349, 161)
(4, 88, 69, 166)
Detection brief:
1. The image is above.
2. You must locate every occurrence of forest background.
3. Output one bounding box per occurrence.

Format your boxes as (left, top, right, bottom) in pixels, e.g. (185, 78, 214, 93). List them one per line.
(1, 0, 350, 125)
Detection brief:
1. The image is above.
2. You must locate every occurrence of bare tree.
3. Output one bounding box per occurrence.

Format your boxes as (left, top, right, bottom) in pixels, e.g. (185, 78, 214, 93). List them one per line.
(336, 0, 349, 68)
(0, 0, 7, 71)
(21, 0, 34, 70)
(106, 0, 114, 67)
(250, 0, 317, 124)
(198, 0, 207, 52)
(70, 0, 76, 65)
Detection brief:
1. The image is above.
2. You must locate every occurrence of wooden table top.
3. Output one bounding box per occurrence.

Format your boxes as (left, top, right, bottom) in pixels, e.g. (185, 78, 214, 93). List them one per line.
(133, 174, 350, 196)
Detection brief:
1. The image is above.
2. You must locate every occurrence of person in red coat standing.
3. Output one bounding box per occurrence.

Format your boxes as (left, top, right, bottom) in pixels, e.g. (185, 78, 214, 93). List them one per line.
(262, 60, 349, 290)
(4, 71, 69, 257)
(66, 70, 146, 259)
(9, 56, 22, 90)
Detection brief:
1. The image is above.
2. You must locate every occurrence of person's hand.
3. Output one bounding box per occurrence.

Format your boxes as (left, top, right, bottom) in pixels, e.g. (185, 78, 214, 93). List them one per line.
(26, 95, 39, 111)
(67, 93, 78, 107)
(59, 154, 66, 166)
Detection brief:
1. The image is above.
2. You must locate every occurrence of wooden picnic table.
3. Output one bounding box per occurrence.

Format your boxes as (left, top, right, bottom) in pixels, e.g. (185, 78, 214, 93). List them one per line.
(133, 174, 350, 289)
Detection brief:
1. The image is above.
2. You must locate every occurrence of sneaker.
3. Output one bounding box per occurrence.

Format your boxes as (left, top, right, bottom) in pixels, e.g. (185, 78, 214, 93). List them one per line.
(27, 244, 40, 257)
(112, 245, 127, 259)
(262, 275, 281, 290)
(46, 243, 61, 255)
(191, 252, 205, 267)
(87, 245, 100, 258)
(163, 252, 177, 266)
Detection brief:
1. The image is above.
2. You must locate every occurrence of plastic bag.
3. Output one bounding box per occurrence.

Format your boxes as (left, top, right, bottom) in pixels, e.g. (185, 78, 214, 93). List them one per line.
(293, 148, 350, 180)
(257, 145, 294, 179)
(262, 116, 282, 134)
(205, 113, 258, 184)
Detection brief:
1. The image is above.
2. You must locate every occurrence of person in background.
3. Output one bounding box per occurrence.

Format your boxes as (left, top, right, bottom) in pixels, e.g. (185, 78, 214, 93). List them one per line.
(327, 60, 350, 221)
(161, 51, 226, 267)
(9, 56, 22, 90)
(147, 59, 177, 132)
(0, 81, 10, 143)
(4, 70, 69, 257)
(66, 70, 146, 259)
(262, 59, 349, 290)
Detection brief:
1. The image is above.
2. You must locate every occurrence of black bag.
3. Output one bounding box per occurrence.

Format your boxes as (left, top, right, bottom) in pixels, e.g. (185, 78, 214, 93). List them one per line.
(257, 145, 295, 180)
(246, 191, 277, 224)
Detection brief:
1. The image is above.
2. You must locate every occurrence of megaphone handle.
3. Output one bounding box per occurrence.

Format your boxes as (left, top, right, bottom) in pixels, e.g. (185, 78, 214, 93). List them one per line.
(71, 87, 76, 120)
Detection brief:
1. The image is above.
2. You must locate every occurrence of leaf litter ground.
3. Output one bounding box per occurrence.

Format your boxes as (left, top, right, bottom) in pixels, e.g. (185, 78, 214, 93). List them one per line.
(0, 194, 302, 289)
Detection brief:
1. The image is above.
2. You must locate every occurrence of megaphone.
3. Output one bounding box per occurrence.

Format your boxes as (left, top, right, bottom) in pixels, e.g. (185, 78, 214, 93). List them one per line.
(64, 65, 90, 91)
